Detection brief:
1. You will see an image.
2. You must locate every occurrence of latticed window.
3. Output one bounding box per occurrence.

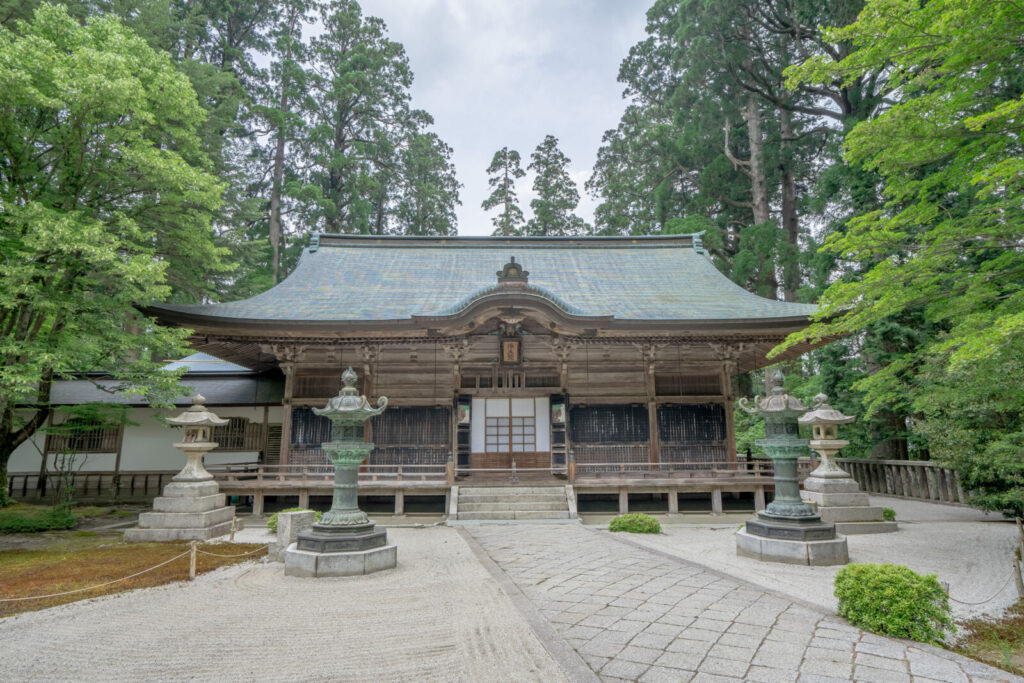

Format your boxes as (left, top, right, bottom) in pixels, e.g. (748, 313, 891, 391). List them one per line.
(45, 419, 122, 454)
(212, 417, 248, 450)
(485, 416, 536, 453)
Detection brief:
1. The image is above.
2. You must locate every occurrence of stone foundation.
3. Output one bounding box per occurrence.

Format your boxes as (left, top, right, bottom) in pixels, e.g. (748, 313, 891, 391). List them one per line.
(736, 528, 849, 566)
(124, 479, 236, 542)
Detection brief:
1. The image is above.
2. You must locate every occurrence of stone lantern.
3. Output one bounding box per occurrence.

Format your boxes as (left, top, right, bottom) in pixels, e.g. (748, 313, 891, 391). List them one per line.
(285, 367, 397, 577)
(735, 371, 848, 565)
(125, 395, 236, 541)
(799, 394, 897, 534)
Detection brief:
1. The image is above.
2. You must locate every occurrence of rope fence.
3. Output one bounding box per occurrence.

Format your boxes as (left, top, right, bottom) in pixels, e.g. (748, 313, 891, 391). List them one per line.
(0, 542, 269, 603)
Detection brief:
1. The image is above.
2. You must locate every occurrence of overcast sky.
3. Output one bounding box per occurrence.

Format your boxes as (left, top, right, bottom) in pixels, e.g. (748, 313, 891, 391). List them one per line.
(357, 0, 651, 236)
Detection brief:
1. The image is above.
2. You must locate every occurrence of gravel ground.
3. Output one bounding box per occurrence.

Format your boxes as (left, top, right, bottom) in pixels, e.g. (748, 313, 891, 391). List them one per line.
(621, 495, 1018, 620)
(0, 526, 566, 683)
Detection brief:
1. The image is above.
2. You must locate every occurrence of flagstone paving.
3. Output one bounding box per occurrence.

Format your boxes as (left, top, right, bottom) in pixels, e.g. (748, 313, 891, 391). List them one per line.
(464, 524, 1019, 683)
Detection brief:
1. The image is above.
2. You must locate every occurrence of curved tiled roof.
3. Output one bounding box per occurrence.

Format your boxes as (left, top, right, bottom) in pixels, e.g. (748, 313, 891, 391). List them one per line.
(152, 235, 817, 323)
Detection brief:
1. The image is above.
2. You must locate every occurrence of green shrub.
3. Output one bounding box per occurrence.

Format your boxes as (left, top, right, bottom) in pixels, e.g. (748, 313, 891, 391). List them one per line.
(834, 563, 954, 644)
(882, 507, 896, 521)
(0, 505, 77, 533)
(609, 513, 661, 534)
(266, 507, 321, 533)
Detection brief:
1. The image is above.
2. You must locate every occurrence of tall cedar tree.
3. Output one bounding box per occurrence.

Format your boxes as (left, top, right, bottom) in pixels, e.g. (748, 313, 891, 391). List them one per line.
(0, 5, 226, 503)
(526, 135, 588, 236)
(482, 147, 527, 236)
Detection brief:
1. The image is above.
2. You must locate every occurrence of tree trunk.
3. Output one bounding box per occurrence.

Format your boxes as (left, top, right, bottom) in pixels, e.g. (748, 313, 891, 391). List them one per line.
(779, 107, 799, 302)
(269, 128, 286, 283)
(745, 94, 770, 225)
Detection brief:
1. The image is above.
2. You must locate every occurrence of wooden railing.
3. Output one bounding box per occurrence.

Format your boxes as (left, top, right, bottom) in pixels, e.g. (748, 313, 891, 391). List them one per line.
(6, 470, 177, 502)
(208, 463, 449, 486)
(574, 459, 815, 480)
(836, 458, 966, 504)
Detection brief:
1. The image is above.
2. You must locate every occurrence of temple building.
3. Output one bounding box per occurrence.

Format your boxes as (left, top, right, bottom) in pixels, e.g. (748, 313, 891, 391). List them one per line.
(145, 233, 817, 478)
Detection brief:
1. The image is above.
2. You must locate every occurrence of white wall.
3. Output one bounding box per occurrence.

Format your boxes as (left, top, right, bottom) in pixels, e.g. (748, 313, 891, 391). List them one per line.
(7, 405, 283, 473)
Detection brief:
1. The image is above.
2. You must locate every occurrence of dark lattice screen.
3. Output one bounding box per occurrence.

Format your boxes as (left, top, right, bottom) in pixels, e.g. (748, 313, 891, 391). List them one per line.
(370, 407, 450, 445)
(657, 403, 727, 464)
(569, 405, 649, 444)
(290, 408, 331, 446)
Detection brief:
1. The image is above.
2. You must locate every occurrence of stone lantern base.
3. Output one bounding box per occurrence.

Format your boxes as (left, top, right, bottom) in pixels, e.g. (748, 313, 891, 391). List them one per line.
(124, 479, 237, 542)
(284, 523, 396, 577)
(736, 527, 849, 566)
(736, 513, 849, 566)
(803, 475, 899, 534)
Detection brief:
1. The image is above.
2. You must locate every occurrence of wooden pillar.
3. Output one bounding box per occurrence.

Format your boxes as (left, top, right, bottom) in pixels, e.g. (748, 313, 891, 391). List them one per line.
(395, 490, 405, 515)
(668, 490, 679, 514)
(252, 492, 264, 516)
(721, 361, 737, 462)
(298, 489, 309, 509)
(711, 488, 723, 515)
(755, 486, 766, 511)
(643, 346, 659, 465)
(279, 360, 295, 466)
(280, 403, 293, 466)
(618, 487, 629, 514)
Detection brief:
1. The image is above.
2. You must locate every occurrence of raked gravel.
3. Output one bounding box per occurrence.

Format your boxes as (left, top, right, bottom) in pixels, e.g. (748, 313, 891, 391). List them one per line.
(0, 526, 566, 683)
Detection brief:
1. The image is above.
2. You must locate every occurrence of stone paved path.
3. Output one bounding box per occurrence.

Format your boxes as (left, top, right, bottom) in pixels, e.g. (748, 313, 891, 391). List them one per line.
(464, 524, 1018, 683)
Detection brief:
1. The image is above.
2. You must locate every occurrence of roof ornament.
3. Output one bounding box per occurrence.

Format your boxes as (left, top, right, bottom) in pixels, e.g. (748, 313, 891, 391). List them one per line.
(497, 256, 529, 288)
(692, 233, 704, 254)
(309, 233, 321, 252)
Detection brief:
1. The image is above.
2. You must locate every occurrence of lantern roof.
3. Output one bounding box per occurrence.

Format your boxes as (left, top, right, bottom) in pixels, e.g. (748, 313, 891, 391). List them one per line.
(166, 394, 230, 427)
(798, 394, 856, 425)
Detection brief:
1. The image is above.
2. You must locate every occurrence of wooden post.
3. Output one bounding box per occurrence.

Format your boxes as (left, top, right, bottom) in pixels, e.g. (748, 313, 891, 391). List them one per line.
(298, 489, 309, 509)
(568, 450, 575, 484)
(446, 452, 454, 485)
(668, 490, 679, 514)
(754, 486, 766, 511)
(252, 492, 264, 516)
(394, 490, 404, 515)
(189, 541, 197, 580)
(230, 515, 237, 542)
(280, 403, 293, 466)
(711, 488, 723, 515)
(618, 487, 629, 514)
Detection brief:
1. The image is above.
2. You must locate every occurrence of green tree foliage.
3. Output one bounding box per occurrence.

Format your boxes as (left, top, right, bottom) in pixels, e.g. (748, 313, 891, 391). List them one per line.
(781, 0, 1024, 501)
(393, 132, 461, 236)
(0, 4, 226, 502)
(482, 147, 526, 236)
(526, 135, 588, 236)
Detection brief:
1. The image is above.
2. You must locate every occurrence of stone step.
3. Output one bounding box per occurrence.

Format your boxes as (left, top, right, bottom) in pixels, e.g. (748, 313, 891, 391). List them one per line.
(458, 494, 566, 504)
(818, 506, 885, 523)
(123, 520, 234, 542)
(458, 501, 568, 512)
(834, 520, 899, 535)
(459, 486, 565, 495)
(136, 506, 235, 530)
(803, 491, 870, 507)
(152, 493, 226, 513)
(457, 510, 571, 521)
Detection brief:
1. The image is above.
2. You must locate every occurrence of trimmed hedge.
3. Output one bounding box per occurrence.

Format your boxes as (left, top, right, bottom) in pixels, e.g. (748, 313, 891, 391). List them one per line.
(0, 506, 76, 533)
(609, 513, 661, 534)
(266, 507, 321, 533)
(834, 563, 954, 644)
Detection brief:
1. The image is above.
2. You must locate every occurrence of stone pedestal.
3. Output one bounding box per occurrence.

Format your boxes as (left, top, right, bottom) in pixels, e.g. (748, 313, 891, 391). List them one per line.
(124, 478, 237, 542)
(736, 528, 849, 566)
(803, 473, 898, 535)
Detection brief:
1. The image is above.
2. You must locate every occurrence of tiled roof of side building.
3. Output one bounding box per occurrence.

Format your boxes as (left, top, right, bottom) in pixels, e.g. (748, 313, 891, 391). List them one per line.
(151, 234, 818, 322)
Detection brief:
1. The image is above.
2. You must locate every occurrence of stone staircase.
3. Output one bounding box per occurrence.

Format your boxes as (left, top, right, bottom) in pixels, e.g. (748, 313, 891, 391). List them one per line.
(453, 486, 575, 522)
